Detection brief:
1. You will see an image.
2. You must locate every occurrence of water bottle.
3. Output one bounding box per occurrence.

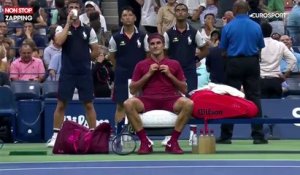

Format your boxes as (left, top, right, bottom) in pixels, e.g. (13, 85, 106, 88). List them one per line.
(192, 133, 198, 154)
(209, 129, 216, 154)
(189, 125, 197, 146)
(199, 129, 210, 154)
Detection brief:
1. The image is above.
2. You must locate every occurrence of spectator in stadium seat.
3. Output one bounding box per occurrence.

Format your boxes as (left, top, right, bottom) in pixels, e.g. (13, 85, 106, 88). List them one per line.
(124, 33, 193, 154)
(79, 0, 107, 32)
(88, 11, 109, 46)
(260, 22, 296, 99)
(29, 0, 48, 35)
(221, 10, 234, 26)
(22, 38, 42, 59)
(287, 0, 300, 46)
(1, 38, 15, 63)
(10, 43, 45, 82)
(47, 0, 99, 147)
(209, 29, 220, 47)
(108, 6, 147, 133)
(1, 0, 23, 37)
(280, 35, 300, 73)
(54, 0, 68, 26)
(43, 26, 62, 68)
(217, 0, 235, 18)
(0, 21, 16, 62)
(200, 13, 216, 41)
(16, 22, 47, 58)
(217, 0, 267, 144)
(192, 0, 218, 25)
(48, 52, 61, 81)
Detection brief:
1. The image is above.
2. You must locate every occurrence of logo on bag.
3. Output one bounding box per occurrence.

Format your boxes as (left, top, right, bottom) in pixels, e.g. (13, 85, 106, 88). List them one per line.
(64, 115, 110, 127)
(198, 109, 223, 116)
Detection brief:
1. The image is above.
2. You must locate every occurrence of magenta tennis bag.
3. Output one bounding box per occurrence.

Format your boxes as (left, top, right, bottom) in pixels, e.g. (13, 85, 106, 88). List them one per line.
(53, 120, 111, 154)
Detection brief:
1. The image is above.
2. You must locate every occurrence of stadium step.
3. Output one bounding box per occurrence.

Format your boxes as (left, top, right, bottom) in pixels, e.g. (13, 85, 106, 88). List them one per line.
(101, 0, 118, 30)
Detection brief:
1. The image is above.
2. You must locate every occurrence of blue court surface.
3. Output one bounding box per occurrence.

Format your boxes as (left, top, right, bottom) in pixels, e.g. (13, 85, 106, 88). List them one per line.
(1, 160, 300, 175)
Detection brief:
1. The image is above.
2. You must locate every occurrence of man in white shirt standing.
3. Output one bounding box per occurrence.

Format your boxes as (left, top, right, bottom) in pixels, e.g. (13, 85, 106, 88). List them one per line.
(139, 0, 166, 33)
(260, 22, 296, 98)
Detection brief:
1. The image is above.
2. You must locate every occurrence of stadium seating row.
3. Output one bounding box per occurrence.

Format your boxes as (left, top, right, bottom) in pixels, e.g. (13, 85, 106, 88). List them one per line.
(9, 80, 58, 100)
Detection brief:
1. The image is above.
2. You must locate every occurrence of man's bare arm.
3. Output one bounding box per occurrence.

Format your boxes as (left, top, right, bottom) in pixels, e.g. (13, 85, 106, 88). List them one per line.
(55, 13, 73, 46)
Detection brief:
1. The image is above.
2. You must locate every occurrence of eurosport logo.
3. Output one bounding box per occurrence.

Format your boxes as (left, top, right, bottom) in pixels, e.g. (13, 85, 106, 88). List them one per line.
(249, 12, 287, 19)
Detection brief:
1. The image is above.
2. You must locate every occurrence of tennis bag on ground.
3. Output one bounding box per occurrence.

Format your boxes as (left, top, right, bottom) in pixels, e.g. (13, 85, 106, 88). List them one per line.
(190, 90, 258, 119)
(53, 120, 92, 154)
(89, 122, 111, 154)
(53, 120, 111, 154)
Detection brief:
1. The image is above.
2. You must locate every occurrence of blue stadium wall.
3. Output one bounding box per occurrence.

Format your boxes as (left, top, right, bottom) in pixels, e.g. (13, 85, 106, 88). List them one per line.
(14, 98, 300, 142)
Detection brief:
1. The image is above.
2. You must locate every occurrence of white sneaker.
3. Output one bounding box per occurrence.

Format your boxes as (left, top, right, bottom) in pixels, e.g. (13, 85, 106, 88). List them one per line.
(46, 136, 57, 148)
(161, 136, 171, 146)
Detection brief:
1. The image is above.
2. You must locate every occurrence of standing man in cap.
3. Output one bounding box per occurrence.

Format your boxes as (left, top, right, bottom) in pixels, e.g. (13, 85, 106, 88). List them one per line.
(124, 33, 193, 154)
(47, 0, 100, 147)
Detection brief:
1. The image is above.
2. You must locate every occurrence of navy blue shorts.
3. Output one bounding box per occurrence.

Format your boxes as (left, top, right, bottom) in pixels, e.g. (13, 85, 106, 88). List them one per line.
(58, 74, 94, 101)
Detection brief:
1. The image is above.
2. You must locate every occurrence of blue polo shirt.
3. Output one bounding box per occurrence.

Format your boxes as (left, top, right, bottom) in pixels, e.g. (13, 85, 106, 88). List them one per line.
(220, 14, 265, 57)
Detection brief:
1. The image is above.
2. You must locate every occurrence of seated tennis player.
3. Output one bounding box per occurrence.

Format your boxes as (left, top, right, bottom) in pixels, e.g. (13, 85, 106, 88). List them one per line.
(124, 33, 193, 154)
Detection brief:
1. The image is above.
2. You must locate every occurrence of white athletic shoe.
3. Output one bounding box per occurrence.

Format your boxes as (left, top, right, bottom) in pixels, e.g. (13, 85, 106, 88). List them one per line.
(46, 135, 57, 148)
(161, 136, 171, 146)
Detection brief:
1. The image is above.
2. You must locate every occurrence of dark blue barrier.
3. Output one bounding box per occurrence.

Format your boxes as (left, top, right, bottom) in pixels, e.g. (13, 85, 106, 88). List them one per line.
(16, 100, 43, 142)
(260, 99, 300, 139)
(184, 99, 300, 139)
(44, 98, 116, 141)
(43, 98, 300, 141)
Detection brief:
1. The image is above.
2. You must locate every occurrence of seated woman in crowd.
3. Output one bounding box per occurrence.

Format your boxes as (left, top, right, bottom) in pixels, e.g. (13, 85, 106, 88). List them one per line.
(0, 21, 16, 63)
